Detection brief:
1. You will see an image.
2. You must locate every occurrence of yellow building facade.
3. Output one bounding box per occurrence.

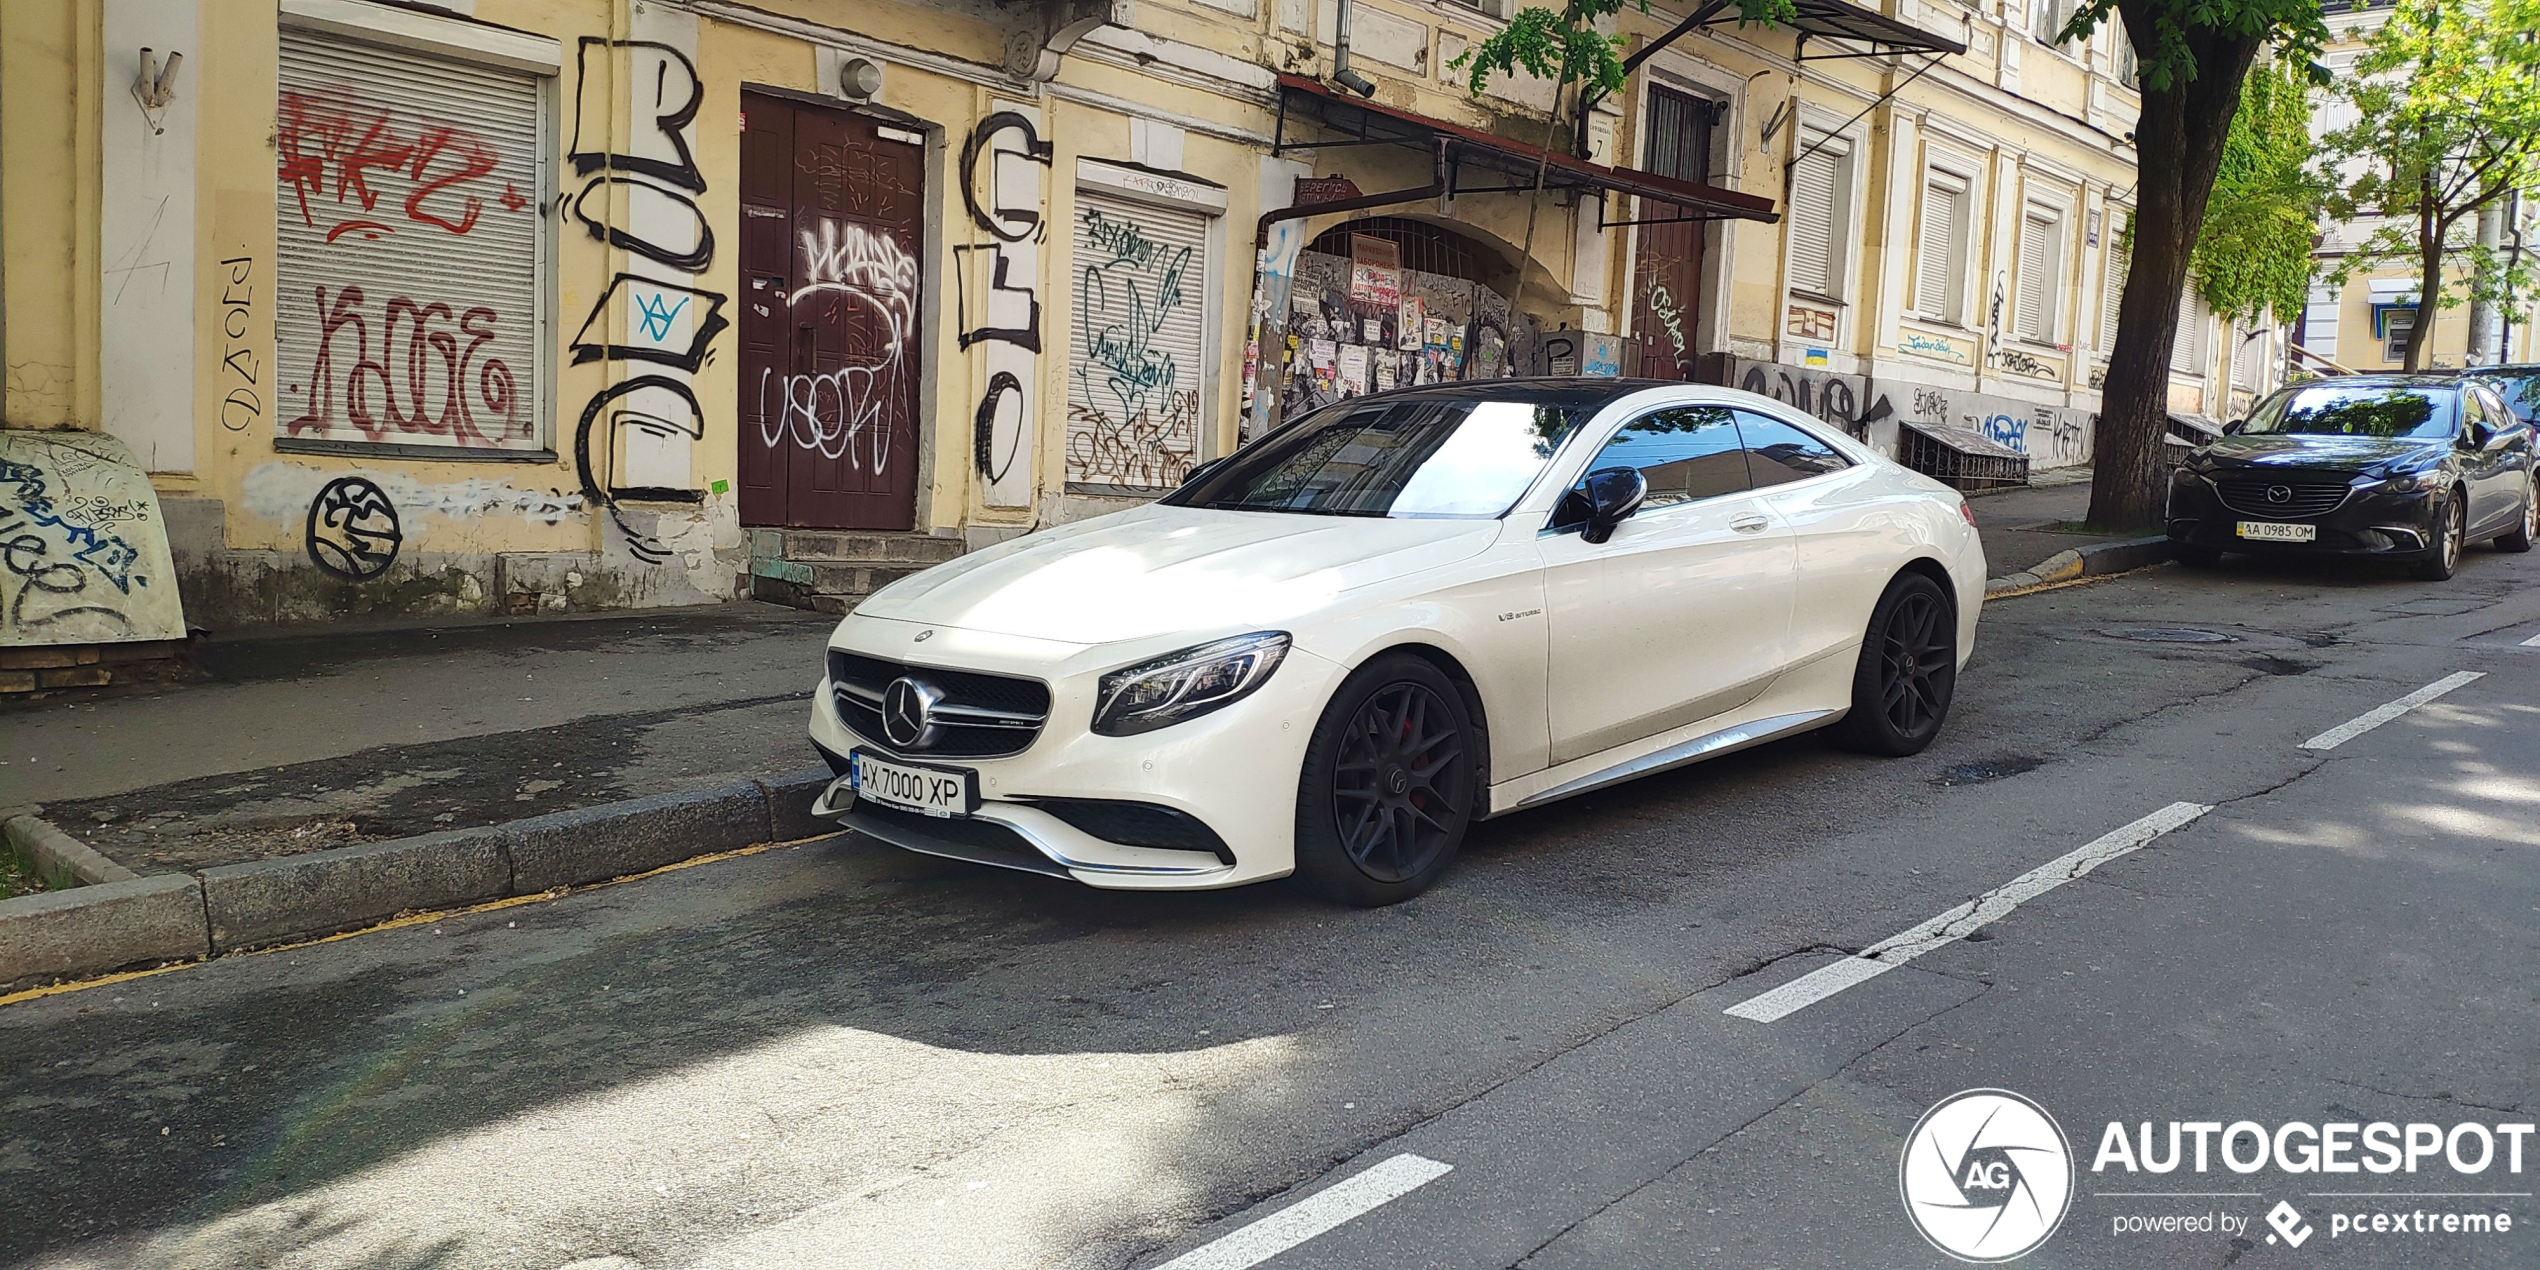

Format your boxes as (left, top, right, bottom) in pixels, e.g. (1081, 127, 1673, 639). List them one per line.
(1, 0, 2223, 643)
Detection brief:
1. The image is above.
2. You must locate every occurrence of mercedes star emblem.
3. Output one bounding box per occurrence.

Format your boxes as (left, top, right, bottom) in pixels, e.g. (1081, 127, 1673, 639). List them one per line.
(881, 676, 942, 749)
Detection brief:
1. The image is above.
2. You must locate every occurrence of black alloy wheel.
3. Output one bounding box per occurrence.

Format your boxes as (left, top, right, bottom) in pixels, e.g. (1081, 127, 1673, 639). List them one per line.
(2495, 479, 2535, 553)
(1830, 572, 1958, 757)
(1294, 654, 1477, 905)
(2411, 493, 2465, 581)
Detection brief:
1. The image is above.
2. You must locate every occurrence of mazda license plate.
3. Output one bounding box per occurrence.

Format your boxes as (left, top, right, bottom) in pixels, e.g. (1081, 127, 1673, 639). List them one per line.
(849, 750, 976, 818)
(2236, 521, 2315, 543)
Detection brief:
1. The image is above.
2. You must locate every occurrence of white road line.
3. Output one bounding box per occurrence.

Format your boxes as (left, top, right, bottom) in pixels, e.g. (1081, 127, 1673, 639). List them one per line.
(2522, 630, 2540, 648)
(1725, 801, 2212, 1023)
(1151, 1153, 1453, 1270)
(2297, 671, 2486, 751)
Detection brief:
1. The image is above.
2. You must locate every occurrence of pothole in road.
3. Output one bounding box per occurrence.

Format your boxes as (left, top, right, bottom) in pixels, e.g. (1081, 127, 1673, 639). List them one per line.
(1934, 755, 2045, 787)
(2097, 627, 2240, 644)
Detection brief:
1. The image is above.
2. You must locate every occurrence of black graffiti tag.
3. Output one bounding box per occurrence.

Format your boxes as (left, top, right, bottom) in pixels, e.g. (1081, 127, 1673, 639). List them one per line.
(306, 477, 403, 580)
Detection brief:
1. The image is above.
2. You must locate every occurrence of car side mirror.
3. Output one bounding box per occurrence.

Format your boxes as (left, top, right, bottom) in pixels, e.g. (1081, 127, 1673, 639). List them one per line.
(2223, 418, 2246, 435)
(2462, 422, 2495, 451)
(1578, 467, 1647, 545)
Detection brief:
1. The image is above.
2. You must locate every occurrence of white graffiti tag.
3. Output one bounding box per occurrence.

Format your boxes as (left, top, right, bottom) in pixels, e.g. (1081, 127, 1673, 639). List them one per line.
(759, 221, 916, 471)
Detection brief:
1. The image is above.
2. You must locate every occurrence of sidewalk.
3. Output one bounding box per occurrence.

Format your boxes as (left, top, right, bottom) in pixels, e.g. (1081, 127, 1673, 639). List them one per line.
(1963, 466, 2158, 581)
(3, 603, 836, 876)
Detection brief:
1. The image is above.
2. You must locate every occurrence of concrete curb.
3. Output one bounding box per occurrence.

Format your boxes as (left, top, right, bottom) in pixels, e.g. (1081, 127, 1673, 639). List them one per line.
(6, 812, 140, 889)
(1985, 535, 2173, 598)
(0, 765, 844, 991)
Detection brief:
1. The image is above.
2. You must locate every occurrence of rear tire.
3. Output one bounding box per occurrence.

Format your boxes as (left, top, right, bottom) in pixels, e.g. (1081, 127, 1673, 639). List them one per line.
(1829, 572, 1958, 757)
(1292, 654, 1478, 906)
(2410, 493, 2465, 581)
(2495, 480, 2535, 553)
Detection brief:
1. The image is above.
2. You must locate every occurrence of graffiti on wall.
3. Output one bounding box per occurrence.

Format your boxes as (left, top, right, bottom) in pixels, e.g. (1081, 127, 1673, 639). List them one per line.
(1904, 384, 2096, 469)
(758, 221, 918, 473)
(564, 31, 722, 566)
(305, 476, 403, 581)
(274, 80, 539, 451)
(217, 256, 262, 432)
(1735, 360, 1896, 439)
(0, 432, 185, 646)
(1068, 206, 1198, 488)
(954, 111, 1050, 506)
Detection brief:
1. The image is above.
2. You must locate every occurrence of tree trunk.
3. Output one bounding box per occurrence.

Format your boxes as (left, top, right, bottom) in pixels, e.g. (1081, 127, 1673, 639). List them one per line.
(2404, 197, 2443, 371)
(2085, 15, 2264, 532)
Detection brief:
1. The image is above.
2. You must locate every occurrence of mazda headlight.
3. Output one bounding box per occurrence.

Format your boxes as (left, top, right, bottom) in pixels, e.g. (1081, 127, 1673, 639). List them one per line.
(2371, 469, 2425, 493)
(1093, 632, 1290, 737)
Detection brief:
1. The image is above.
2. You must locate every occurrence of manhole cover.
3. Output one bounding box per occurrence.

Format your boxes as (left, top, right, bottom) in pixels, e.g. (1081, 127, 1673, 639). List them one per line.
(2099, 627, 2238, 643)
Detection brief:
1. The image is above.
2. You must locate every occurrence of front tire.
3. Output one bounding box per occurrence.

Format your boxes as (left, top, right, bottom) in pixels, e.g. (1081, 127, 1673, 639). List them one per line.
(1293, 654, 1478, 906)
(2495, 480, 2535, 553)
(1829, 572, 1958, 757)
(2410, 493, 2465, 581)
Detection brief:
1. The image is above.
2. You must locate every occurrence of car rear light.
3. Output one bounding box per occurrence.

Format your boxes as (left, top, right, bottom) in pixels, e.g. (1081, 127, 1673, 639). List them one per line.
(1959, 500, 1978, 528)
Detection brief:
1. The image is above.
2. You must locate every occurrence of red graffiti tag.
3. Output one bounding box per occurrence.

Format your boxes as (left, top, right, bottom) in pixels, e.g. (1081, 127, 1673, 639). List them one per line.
(278, 89, 507, 240)
(284, 285, 521, 446)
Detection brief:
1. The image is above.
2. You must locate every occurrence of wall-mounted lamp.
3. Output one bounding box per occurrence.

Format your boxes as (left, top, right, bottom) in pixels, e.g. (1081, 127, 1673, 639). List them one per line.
(133, 47, 183, 133)
(838, 56, 883, 100)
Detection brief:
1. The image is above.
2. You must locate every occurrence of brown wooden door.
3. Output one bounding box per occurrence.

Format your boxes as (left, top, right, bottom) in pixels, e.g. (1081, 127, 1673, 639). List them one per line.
(738, 93, 923, 530)
(1632, 86, 1713, 381)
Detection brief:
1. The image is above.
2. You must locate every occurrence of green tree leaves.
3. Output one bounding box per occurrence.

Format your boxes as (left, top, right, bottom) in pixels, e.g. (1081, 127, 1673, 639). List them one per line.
(2314, 0, 2540, 366)
(2191, 60, 2323, 325)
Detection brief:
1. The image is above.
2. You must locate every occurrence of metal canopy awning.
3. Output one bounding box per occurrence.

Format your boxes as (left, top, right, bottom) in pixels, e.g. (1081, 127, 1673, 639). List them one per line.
(1623, 0, 1967, 73)
(1272, 75, 1779, 227)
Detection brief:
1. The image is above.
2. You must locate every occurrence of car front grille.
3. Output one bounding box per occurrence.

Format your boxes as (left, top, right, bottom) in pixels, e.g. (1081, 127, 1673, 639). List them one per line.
(2214, 476, 2352, 520)
(827, 649, 1051, 758)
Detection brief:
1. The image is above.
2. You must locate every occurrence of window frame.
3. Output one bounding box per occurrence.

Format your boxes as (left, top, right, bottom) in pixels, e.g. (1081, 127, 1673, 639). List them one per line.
(2014, 200, 2067, 345)
(1915, 165, 1973, 325)
(1544, 401, 1855, 534)
(1785, 126, 1855, 304)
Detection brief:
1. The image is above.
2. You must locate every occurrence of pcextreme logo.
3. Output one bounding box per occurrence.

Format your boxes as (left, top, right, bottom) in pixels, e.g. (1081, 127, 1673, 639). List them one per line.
(1900, 1089, 2077, 1262)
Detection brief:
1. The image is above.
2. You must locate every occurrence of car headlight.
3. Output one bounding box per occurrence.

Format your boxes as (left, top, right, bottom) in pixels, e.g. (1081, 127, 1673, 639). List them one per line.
(1092, 632, 1291, 737)
(2373, 471, 2425, 493)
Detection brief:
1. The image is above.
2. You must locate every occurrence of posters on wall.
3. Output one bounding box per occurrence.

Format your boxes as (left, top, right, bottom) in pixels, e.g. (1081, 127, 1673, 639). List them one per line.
(1270, 249, 1533, 421)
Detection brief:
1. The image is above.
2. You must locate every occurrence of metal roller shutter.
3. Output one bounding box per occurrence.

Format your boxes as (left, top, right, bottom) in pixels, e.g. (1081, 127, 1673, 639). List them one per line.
(1067, 186, 1210, 492)
(1787, 134, 1843, 298)
(2100, 232, 2128, 351)
(2172, 282, 2211, 374)
(275, 27, 546, 451)
(2016, 208, 2058, 341)
(1916, 174, 1961, 320)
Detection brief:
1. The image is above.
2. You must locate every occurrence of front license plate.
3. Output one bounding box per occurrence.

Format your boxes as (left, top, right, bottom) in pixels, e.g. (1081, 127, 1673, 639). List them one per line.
(2237, 521, 2316, 542)
(850, 751, 976, 819)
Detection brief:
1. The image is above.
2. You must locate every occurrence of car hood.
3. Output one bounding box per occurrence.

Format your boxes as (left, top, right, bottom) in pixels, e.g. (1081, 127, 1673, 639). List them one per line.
(855, 504, 1505, 645)
(2203, 433, 2446, 471)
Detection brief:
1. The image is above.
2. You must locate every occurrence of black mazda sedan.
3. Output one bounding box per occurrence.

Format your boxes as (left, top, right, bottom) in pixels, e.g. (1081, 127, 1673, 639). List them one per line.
(2167, 376, 2537, 580)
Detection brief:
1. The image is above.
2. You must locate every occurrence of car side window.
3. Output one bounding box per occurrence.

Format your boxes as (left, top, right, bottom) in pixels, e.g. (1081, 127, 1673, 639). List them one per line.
(1733, 412, 1851, 489)
(1566, 407, 1753, 521)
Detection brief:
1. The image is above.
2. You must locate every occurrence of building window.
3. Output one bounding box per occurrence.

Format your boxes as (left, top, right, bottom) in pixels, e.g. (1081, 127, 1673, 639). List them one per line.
(2099, 225, 2129, 351)
(2032, 0, 2077, 45)
(1915, 169, 1970, 324)
(2381, 307, 2416, 363)
(2014, 204, 2065, 343)
(1305, 217, 1503, 285)
(2171, 282, 2211, 374)
(274, 26, 550, 452)
(1787, 129, 1851, 301)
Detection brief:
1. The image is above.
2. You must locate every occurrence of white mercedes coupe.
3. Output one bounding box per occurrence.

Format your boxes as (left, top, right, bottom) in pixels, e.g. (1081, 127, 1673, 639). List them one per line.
(808, 380, 1986, 904)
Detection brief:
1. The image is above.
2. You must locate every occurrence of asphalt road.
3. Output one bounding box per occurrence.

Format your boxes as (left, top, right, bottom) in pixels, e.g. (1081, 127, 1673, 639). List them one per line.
(4, 546, 2535, 1270)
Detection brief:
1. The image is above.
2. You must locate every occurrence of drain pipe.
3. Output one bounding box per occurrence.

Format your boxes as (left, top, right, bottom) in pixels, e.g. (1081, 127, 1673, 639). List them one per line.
(1331, 0, 1376, 97)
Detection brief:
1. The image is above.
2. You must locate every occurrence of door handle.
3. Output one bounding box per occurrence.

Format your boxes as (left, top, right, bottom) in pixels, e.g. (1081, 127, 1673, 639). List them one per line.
(1730, 515, 1770, 534)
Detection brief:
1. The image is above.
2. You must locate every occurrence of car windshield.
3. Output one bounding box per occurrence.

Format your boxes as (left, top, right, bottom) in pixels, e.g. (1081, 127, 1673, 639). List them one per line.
(2465, 371, 2540, 424)
(1168, 396, 1585, 518)
(2240, 385, 2457, 439)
